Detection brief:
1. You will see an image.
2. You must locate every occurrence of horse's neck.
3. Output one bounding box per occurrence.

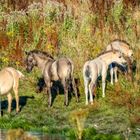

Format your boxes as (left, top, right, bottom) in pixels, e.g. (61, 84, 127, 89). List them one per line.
(35, 55, 54, 74)
(34, 55, 48, 73)
(99, 54, 113, 66)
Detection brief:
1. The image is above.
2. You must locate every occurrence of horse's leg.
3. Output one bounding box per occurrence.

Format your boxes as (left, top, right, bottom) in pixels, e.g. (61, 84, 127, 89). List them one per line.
(72, 77, 79, 102)
(13, 78, 20, 113)
(102, 72, 107, 98)
(110, 64, 114, 85)
(44, 76, 52, 107)
(89, 81, 95, 105)
(84, 79, 89, 105)
(46, 83, 52, 107)
(61, 78, 68, 106)
(7, 93, 12, 113)
(13, 86, 19, 113)
(114, 66, 118, 83)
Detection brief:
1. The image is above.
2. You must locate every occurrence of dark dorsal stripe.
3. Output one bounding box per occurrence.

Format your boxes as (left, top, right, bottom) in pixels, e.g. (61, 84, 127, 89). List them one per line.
(112, 39, 130, 47)
(97, 50, 120, 57)
(29, 50, 54, 59)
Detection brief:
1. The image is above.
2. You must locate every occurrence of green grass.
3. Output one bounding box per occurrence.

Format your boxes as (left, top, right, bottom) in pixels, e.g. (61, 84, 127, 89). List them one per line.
(0, 70, 139, 139)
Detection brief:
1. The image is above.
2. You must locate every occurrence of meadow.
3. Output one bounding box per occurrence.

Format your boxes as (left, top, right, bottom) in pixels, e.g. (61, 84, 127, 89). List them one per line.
(0, 0, 140, 139)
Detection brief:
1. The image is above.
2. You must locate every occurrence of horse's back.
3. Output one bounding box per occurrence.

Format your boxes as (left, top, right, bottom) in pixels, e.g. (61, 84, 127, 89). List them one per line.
(52, 57, 73, 80)
(0, 67, 24, 95)
(0, 68, 14, 95)
(56, 57, 72, 64)
(106, 40, 130, 53)
(83, 59, 102, 79)
(5, 67, 24, 79)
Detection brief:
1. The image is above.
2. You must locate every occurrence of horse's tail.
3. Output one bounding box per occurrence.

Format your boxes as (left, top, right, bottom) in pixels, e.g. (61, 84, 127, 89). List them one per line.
(83, 64, 91, 88)
(66, 58, 74, 80)
(70, 62, 74, 81)
(5, 67, 25, 79)
(17, 70, 25, 79)
(83, 64, 91, 103)
(67, 59, 79, 102)
(84, 65, 91, 79)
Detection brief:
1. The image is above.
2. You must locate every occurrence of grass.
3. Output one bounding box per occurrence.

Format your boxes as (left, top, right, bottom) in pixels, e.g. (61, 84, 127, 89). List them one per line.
(0, 70, 140, 140)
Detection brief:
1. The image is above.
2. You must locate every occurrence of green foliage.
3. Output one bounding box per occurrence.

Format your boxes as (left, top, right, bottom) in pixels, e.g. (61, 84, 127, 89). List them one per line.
(83, 127, 97, 139)
(112, 1, 124, 25)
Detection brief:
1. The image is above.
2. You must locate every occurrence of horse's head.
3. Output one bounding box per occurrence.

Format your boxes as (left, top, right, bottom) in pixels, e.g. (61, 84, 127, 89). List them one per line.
(120, 43, 133, 61)
(25, 51, 37, 73)
(112, 51, 127, 67)
(110, 40, 133, 62)
(119, 49, 133, 63)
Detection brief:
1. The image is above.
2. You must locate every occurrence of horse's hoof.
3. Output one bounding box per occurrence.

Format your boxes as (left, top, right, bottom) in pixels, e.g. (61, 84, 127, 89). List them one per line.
(15, 112, 19, 115)
(85, 102, 88, 105)
(76, 99, 79, 103)
(64, 102, 68, 106)
(48, 104, 51, 108)
(16, 109, 20, 113)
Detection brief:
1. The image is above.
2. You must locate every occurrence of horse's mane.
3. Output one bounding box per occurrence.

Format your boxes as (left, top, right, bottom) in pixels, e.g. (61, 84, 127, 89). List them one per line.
(97, 50, 120, 57)
(29, 50, 54, 60)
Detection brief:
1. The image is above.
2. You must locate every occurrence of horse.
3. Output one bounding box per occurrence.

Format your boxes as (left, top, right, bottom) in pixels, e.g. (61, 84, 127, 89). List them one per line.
(25, 50, 78, 107)
(83, 50, 126, 105)
(106, 39, 133, 85)
(0, 67, 24, 113)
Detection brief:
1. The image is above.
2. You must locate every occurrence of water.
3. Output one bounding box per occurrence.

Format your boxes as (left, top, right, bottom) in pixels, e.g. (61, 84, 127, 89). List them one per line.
(0, 130, 5, 140)
(0, 129, 66, 140)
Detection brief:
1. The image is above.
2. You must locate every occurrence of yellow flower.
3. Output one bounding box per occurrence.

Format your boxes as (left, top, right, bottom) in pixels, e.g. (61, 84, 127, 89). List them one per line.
(16, 61, 20, 66)
(6, 31, 14, 37)
(2, 57, 9, 63)
(86, 26, 91, 32)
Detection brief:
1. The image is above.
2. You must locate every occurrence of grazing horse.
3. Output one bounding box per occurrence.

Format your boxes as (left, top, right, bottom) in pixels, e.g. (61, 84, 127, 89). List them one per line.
(106, 39, 133, 85)
(0, 67, 24, 113)
(25, 50, 78, 107)
(83, 50, 126, 105)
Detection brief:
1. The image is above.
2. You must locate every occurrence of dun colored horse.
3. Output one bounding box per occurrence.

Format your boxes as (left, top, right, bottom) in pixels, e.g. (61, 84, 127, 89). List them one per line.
(83, 50, 126, 105)
(0, 67, 24, 113)
(25, 50, 78, 107)
(106, 39, 133, 84)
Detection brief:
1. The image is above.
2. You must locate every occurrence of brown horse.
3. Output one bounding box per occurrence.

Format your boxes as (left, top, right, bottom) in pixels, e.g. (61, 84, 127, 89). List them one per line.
(25, 50, 78, 107)
(0, 67, 24, 113)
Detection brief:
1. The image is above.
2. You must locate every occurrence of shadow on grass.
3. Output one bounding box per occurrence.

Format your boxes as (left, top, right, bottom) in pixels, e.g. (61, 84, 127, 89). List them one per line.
(35, 77, 80, 106)
(1, 96, 34, 112)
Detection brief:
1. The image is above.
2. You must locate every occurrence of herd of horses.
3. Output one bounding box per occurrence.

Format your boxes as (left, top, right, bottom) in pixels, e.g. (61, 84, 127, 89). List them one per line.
(0, 39, 133, 113)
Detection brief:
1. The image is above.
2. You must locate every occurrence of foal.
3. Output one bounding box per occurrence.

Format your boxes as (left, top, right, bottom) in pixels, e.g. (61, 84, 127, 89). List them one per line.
(106, 39, 133, 84)
(25, 50, 78, 107)
(0, 67, 24, 113)
(83, 50, 126, 105)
